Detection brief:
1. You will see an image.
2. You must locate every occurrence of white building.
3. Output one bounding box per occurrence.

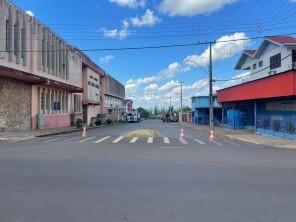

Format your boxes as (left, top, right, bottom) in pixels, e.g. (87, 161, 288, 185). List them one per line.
(235, 36, 296, 82)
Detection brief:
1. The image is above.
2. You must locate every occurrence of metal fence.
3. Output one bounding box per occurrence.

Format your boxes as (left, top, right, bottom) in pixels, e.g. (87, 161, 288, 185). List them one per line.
(256, 115, 296, 135)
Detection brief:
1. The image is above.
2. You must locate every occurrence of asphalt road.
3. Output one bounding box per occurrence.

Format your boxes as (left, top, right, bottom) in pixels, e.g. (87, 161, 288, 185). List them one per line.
(0, 120, 296, 222)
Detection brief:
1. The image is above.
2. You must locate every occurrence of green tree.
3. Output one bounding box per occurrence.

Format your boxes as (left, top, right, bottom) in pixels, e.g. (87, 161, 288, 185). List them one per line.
(137, 107, 150, 119)
(182, 106, 191, 112)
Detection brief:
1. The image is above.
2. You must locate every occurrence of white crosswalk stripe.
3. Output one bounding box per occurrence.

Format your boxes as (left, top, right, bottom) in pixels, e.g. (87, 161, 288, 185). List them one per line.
(179, 138, 188, 144)
(25, 137, 52, 143)
(77, 137, 95, 143)
(112, 136, 124, 143)
(130, 137, 138, 143)
(94, 136, 110, 143)
(163, 137, 170, 144)
(147, 137, 153, 143)
(224, 141, 241, 146)
(43, 138, 63, 143)
(62, 137, 81, 142)
(209, 140, 223, 146)
(194, 139, 205, 145)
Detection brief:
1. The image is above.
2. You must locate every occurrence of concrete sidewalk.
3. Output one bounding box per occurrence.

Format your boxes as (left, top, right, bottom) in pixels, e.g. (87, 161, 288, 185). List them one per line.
(183, 123, 296, 149)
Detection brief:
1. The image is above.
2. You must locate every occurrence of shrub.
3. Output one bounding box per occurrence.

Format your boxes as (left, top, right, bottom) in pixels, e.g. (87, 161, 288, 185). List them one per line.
(273, 120, 281, 132)
(286, 122, 295, 134)
(76, 119, 83, 128)
(95, 119, 102, 126)
(106, 119, 112, 124)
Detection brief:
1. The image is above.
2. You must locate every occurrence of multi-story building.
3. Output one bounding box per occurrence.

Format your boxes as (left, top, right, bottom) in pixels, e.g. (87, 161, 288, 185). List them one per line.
(123, 99, 133, 113)
(101, 73, 125, 122)
(0, 0, 83, 131)
(0, 0, 127, 131)
(80, 52, 105, 125)
(217, 36, 296, 140)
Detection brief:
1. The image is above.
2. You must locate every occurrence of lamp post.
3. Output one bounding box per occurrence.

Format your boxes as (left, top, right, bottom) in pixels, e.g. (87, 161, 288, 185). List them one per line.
(185, 47, 214, 132)
(178, 81, 184, 123)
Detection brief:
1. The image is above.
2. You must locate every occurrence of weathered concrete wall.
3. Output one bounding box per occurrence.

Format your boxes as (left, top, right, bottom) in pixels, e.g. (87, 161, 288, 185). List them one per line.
(0, 77, 31, 131)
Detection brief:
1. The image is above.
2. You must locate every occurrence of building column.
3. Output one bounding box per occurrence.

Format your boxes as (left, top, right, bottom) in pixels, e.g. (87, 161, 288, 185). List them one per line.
(15, 10, 21, 64)
(42, 29, 47, 72)
(22, 13, 28, 66)
(0, 0, 8, 59)
(56, 37, 59, 77)
(52, 35, 56, 76)
(8, 4, 14, 62)
(48, 32, 52, 74)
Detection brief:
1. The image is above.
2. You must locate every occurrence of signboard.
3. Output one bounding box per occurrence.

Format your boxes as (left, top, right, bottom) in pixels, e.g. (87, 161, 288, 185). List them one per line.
(54, 102, 61, 111)
(266, 101, 296, 111)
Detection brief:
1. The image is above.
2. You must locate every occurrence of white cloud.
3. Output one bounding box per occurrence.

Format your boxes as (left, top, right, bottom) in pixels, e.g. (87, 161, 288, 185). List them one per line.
(185, 32, 251, 67)
(158, 80, 180, 92)
(100, 55, 115, 64)
(125, 83, 138, 93)
(159, 0, 236, 17)
(222, 72, 250, 88)
(25, 10, 35, 17)
(145, 84, 158, 91)
(101, 20, 131, 40)
(109, 0, 146, 8)
(125, 62, 187, 94)
(130, 9, 161, 27)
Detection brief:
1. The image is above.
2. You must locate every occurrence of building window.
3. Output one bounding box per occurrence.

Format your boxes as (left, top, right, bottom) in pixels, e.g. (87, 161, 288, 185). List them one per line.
(253, 64, 257, 70)
(14, 24, 17, 56)
(94, 78, 98, 82)
(95, 84, 99, 89)
(6, 20, 9, 52)
(74, 94, 81, 113)
(270, 53, 281, 70)
(90, 75, 93, 79)
(88, 81, 91, 86)
(259, 61, 263, 68)
(21, 29, 25, 58)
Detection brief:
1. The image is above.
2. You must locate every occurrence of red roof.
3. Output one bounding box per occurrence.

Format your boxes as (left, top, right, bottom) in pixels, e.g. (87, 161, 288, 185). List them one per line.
(265, 36, 296, 44)
(244, 50, 256, 56)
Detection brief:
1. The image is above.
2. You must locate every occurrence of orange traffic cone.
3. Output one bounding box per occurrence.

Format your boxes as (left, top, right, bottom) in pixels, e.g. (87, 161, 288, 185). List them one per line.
(82, 127, 87, 137)
(180, 128, 185, 139)
(209, 130, 214, 140)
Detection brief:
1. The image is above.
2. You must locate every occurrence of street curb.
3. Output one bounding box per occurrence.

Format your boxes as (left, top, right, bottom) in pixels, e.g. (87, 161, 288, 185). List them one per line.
(35, 122, 122, 138)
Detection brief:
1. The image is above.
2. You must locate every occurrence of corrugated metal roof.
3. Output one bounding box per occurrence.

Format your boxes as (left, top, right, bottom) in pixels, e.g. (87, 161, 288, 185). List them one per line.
(217, 70, 296, 102)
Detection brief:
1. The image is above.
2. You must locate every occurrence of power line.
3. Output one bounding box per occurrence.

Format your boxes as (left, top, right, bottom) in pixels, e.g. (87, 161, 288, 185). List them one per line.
(215, 50, 295, 82)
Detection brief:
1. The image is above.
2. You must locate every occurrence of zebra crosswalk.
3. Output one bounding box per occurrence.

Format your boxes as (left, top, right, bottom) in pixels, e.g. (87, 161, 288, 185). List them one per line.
(21, 135, 244, 147)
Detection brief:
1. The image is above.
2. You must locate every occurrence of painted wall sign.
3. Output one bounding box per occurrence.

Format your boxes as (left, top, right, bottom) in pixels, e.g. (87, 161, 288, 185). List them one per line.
(266, 101, 296, 111)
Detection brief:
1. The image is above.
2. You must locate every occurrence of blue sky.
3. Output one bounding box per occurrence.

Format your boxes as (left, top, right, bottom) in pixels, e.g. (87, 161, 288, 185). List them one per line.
(12, 0, 296, 110)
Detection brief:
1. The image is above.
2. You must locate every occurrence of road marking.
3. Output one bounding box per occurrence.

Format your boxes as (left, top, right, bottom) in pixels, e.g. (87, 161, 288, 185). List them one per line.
(24, 137, 52, 143)
(62, 137, 81, 142)
(224, 141, 241, 146)
(130, 137, 138, 143)
(163, 137, 170, 144)
(160, 147, 187, 149)
(94, 136, 111, 143)
(194, 139, 205, 145)
(112, 136, 124, 143)
(209, 140, 223, 146)
(77, 137, 95, 143)
(179, 138, 188, 144)
(43, 138, 63, 143)
(147, 137, 153, 143)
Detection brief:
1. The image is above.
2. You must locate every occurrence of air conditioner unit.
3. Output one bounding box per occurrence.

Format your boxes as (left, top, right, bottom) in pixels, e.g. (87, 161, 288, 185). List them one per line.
(268, 70, 277, 76)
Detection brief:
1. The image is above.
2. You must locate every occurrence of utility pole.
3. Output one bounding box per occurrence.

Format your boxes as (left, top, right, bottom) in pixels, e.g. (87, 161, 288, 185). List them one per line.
(169, 97, 172, 119)
(179, 81, 184, 123)
(209, 42, 214, 132)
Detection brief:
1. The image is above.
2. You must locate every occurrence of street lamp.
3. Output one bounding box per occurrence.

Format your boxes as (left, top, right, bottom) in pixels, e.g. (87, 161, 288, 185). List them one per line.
(185, 54, 214, 131)
(178, 81, 184, 123)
